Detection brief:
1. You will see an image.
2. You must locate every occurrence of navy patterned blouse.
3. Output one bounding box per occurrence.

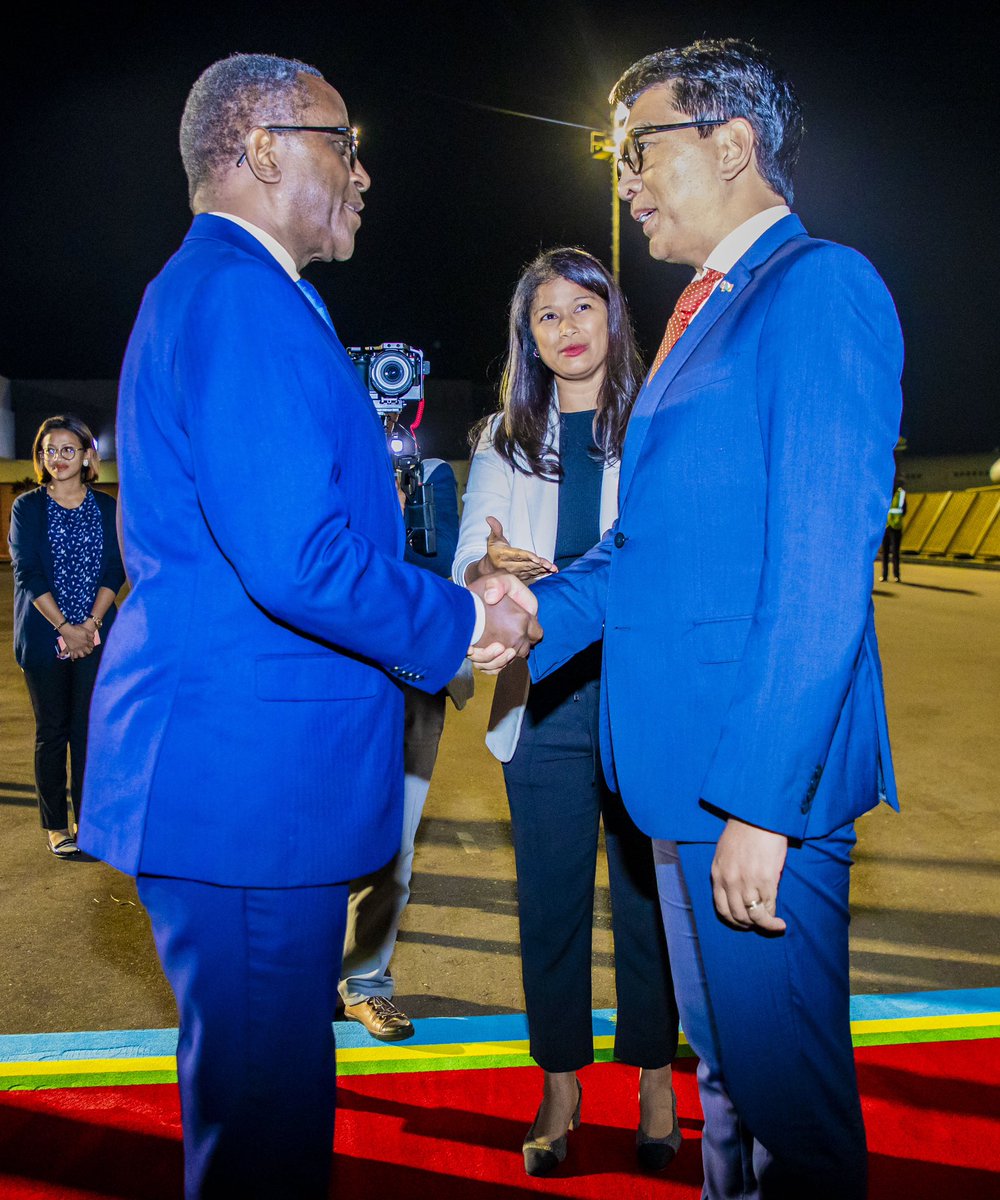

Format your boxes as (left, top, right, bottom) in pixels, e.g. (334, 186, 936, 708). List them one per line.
(47, 490, 104, 624)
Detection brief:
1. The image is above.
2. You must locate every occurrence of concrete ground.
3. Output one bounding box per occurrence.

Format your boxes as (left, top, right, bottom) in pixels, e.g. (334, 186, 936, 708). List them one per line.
(0, 560, 997, 1036)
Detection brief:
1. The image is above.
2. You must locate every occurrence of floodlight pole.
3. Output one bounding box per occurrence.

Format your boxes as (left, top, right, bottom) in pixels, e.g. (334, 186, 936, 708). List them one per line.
(590, 132, 620, 282)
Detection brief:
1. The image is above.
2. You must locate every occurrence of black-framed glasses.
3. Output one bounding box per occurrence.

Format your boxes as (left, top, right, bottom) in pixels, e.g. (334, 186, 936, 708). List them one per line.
(42, 445, 80, 461)
(236, 125, 359, 169)
(617, 118, 731, 177)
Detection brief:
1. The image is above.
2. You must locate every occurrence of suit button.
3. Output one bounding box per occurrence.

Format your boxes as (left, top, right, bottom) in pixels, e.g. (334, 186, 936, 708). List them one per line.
(613, 531, 627, 548)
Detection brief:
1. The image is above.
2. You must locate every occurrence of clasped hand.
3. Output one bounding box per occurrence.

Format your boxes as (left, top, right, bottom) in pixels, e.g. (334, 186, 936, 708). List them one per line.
(59, 623, 98, 661)
(466, 572, 543, 674)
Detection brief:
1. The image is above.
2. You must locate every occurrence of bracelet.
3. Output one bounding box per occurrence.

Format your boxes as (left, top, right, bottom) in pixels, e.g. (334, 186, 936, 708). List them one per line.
(54, 618, 68, 631)
(87, 614, 103, 630)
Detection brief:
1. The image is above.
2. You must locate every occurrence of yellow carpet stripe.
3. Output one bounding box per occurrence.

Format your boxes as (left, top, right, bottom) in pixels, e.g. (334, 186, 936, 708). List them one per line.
(0, 1056, 176, 1078)
(851, 1012, 999, 1034)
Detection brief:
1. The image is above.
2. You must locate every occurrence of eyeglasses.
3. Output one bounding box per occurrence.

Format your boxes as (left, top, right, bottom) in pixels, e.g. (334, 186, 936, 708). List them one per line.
(42, 445, 81, 461)
(236, 125, 359, 169)
(617, 118, 732, 177)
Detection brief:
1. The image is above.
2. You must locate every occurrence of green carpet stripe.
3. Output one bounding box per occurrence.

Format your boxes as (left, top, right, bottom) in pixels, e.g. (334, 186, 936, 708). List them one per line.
(852, 1024, 1000, 1047)
(2, 1069, 177, 1090)
(340, 1053, 537, 1076)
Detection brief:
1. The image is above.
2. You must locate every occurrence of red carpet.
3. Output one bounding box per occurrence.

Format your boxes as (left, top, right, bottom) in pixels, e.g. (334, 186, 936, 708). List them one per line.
(0, 1040, 996, 1198)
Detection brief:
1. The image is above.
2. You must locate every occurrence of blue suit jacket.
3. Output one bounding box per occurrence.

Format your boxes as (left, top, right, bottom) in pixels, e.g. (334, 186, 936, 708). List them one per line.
(9, 486, 125, 667)
(81, 215, 475, 885)
(531, 216, 903, 842)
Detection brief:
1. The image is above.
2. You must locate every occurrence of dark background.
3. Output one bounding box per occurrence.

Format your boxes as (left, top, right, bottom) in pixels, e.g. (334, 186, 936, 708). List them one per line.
(1, 2, 993, 459)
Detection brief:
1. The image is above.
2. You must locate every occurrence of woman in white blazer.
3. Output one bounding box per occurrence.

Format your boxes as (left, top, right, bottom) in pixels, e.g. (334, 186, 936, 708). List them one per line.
(454, 249, 679, 1177)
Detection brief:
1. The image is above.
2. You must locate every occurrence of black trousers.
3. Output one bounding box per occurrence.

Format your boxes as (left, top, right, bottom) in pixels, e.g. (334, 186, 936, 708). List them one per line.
(22, 647, 102, 830)
(881, 526, 902, 579)
(503, 649, 679, 1073)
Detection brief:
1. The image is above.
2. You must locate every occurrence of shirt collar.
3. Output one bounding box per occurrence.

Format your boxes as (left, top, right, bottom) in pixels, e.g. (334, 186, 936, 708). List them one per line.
(700, 204, 791, 277)
(209, 213, 300, 280)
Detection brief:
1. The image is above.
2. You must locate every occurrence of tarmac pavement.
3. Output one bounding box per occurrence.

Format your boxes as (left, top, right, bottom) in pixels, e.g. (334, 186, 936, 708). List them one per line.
(0, 560, 997, 1036)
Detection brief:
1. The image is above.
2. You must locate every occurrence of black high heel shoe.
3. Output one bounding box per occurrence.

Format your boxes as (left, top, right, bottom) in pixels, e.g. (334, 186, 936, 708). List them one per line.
(522, 1080, 582, 1177)
(636, 1084, 682, 1171)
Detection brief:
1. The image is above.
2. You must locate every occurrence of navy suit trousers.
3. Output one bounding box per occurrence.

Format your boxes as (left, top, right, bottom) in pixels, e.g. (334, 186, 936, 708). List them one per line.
(654, 830, 866, 1200)
(138, 876, 349, 1200)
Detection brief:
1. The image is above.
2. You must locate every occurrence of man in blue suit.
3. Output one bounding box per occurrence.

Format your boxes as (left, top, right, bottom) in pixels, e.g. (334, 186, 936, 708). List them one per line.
(80, 53, 537, 1199)
(529, 39, 903, 1199)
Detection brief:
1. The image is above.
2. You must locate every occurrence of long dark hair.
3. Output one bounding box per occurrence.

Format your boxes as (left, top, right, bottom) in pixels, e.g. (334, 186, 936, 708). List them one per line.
(32, 415, 100, 485)
(480, 247, 644, 480)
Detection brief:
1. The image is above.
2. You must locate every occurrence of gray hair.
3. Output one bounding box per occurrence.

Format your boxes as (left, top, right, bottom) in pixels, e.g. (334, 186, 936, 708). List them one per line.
(179, 52, 324, 201)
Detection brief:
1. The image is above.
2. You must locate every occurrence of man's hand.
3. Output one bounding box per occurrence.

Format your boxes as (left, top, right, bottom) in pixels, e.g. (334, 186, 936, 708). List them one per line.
(468, 517, 558, 583)
(467, 571, 542, 674)
(711, 817, 788, 933)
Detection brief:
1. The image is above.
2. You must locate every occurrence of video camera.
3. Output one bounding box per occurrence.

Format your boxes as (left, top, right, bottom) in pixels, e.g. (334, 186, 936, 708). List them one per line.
(346, 342, 436, 555)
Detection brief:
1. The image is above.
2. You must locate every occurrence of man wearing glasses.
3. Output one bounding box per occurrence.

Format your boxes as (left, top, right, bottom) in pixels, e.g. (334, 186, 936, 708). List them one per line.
(529, 38, 903, 1199)
(81, 52, 538, 1199)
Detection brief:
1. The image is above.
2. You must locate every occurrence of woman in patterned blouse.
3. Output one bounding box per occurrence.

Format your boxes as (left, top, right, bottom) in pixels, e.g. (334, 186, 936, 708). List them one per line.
(8, 416, 125, 857)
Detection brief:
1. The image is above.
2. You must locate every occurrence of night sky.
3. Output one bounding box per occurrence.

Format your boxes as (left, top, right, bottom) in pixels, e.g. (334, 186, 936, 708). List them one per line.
(1, 3, 993, 456)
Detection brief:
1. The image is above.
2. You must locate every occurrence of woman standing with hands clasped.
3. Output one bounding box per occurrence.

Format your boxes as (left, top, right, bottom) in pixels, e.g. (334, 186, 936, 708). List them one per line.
(9, 416, 125, 858)
(454, 248, 680, 1177)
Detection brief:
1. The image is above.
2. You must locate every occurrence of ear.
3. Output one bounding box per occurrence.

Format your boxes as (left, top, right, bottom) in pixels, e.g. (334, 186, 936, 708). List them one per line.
(717, 117, 756, 183)
(241, 127, 283, 184)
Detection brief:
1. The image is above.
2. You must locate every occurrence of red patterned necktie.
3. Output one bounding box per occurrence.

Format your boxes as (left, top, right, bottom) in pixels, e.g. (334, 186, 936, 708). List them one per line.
(649, 268, 725, 378)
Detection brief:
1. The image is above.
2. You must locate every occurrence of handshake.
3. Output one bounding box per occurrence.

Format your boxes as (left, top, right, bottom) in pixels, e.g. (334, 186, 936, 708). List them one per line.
(466, 573, 542, 674)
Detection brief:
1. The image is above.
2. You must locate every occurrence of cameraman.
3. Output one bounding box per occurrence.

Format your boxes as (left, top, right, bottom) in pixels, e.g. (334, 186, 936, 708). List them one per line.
(339, 455, 471, 1040)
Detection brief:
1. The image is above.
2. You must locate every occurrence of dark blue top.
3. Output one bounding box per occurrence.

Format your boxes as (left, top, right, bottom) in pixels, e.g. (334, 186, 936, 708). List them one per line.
(47, 489, 104, 624)
(404, 460, 459, 579)
(553, 410, 603, 570)
(8, 486, 126, 667)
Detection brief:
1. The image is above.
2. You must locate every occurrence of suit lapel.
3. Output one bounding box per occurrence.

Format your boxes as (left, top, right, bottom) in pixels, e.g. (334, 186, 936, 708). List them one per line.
(619, 215, 807, 504)
(619, 279, 741, 502)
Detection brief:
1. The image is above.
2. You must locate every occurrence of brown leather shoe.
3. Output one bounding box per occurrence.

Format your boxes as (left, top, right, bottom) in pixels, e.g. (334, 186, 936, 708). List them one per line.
(343, 996, 415, 1042)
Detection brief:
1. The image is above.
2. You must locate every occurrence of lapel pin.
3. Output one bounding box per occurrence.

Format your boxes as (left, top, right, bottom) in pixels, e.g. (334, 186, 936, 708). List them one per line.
(720, 280, 733, 293)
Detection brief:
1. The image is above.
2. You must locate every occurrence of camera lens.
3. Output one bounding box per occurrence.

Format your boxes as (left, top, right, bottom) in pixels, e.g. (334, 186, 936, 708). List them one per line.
(370, 351, 415, 396)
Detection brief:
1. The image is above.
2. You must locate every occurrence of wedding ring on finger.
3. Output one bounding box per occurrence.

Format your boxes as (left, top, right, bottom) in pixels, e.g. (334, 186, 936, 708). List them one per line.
(746, 899, 764, 913)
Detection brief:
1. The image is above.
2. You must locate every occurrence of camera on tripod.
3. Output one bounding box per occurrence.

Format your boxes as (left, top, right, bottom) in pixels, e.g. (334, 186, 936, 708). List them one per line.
(348, 343, 428, 420)
(346, 342, 436, 556)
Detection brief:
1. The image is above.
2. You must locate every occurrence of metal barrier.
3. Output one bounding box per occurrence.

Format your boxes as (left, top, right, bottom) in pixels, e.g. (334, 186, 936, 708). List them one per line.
(900, 487, 1000, 563)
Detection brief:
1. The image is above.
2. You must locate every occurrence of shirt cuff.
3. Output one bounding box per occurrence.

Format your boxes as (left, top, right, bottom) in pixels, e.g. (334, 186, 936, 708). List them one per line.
(468, 593, 486, 649)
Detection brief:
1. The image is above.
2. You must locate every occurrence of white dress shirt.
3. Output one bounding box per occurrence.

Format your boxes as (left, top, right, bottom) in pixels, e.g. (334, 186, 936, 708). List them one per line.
(209, 212, 300, 279)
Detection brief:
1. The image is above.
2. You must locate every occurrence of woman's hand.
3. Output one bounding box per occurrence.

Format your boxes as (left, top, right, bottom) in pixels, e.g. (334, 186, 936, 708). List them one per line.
(474, 517, 558, 583)
(61, 623, 97, 660)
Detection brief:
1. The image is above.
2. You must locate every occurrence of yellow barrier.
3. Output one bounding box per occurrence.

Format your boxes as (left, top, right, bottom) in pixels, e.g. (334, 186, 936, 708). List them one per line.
(899, 488, 1000, 564)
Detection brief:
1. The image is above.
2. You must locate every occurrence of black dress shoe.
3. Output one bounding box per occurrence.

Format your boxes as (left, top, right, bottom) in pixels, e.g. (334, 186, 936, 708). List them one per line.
(637, 1085, 682, 1171)
(522, 1081, 582, 1176)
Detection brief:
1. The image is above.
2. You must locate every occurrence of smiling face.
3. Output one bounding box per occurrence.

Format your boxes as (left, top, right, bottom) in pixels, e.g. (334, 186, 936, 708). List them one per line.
(617, 83, 726, 269)
(277, 75, 371, 268)
(529, 276, 610, 391)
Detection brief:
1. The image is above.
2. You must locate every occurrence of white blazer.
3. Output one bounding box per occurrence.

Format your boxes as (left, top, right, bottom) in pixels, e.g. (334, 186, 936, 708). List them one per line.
(453, 405, 619, 761)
